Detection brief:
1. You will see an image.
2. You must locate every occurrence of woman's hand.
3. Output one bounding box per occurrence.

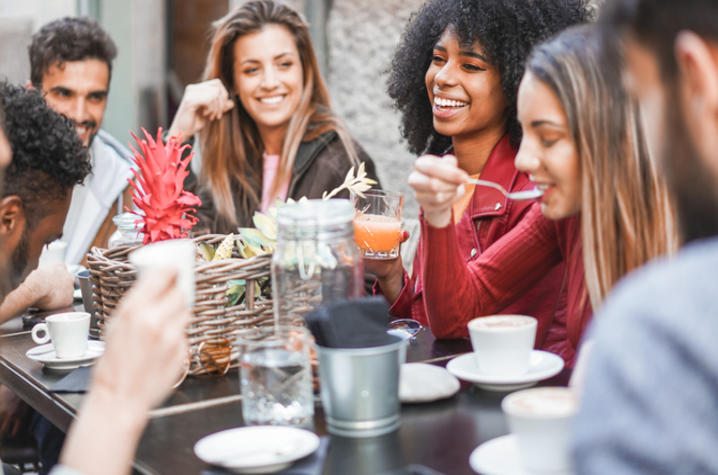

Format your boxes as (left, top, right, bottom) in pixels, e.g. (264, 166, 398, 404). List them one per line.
(92, 267, 190, 413)
(408, 155, 469, 228)
(363, 231, 410, 305)
(168, 79, 235, 140)
(60, 268, 190, 475)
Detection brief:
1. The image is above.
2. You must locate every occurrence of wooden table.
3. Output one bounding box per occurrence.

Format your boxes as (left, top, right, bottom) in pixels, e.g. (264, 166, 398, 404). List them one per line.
(0, 310, 569, 474)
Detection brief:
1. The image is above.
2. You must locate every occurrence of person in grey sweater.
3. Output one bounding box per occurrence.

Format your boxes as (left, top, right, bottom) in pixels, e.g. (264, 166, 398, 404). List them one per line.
(573, 0, 718, 473)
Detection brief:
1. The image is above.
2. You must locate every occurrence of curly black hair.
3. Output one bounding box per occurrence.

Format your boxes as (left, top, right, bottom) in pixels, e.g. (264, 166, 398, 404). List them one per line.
(0, 82, 90, 225)
(29, 17, 117, 88)
(387, 0, 588, 155)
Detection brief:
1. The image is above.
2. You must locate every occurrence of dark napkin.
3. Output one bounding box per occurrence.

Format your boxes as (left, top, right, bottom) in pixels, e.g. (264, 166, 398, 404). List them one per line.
(49, 366, 92, 393)
(304, 297, 396, 348)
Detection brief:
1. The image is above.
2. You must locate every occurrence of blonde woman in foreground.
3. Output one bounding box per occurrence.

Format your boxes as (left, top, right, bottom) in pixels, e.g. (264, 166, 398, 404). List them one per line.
(408, 24, 677, 365)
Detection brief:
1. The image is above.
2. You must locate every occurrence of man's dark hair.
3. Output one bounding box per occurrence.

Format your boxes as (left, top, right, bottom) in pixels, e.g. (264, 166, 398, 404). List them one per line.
(29, 16, 117, 88)
(0, 81, 90, 226)
(387, 0, 588, 155)
(601, 0, 718, 243)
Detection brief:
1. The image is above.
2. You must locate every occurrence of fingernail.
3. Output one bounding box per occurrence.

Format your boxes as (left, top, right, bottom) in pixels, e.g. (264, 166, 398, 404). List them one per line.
(402, 231, 409, 240)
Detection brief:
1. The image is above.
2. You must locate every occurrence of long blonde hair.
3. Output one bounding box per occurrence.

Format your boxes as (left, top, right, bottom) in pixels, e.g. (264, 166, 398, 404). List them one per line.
(200, 0, 358, 228)
(527, 25, 678, 327)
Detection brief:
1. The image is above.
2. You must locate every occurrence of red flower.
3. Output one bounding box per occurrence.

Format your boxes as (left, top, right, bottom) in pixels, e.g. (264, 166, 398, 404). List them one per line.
(128, 128, 201, 244)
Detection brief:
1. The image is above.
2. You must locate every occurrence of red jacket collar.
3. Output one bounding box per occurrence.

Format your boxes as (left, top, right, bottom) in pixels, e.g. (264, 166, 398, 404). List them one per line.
(466, 134, 520, 218)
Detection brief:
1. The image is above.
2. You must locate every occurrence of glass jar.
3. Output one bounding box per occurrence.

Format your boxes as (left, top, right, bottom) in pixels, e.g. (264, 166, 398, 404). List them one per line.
(108, 212, 144, 248)
(272, 199, 363, 326)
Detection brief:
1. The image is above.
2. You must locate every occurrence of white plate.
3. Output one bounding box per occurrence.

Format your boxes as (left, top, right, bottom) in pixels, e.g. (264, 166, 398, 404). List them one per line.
(194, 426, 320, 473)
(469, 434, 573, 475)
(447, 350, 564, 391)
(400, 363, 460, 403)
(26, 340, 104, 371)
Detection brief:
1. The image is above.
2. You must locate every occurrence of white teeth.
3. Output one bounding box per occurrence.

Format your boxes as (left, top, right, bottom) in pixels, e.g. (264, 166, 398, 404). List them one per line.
(536, 184, 551, 192)
(434, 97, 468, 108)
(260, 96, 283, 104)
(76, 127, 87, 136)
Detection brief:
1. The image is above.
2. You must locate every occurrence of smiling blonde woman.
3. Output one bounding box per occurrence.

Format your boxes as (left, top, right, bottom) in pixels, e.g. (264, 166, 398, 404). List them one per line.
(168, 0, 379, 233)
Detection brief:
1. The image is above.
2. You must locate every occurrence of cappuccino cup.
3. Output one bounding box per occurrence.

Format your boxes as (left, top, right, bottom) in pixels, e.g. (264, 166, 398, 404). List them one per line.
(502, 386, 578, 473)
(467, 315, 537, 377)
(31, 312, 90, 358)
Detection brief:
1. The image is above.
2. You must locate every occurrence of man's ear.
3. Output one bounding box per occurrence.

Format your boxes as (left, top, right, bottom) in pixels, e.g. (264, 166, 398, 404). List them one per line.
(675, 31, 718, 115)
(0, 196, 26, 238)
(24, 80, 34, 91)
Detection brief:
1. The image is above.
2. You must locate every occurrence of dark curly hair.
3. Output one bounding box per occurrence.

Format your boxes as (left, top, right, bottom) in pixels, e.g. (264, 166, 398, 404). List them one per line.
(388, 0, 588, 154)
(29, 17, 117, 88)
(0, 82, 90, 226)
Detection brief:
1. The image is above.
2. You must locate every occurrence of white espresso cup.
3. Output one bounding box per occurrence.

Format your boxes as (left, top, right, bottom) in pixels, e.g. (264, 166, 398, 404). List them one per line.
(129, 238, 195, 308)
(467, 315, 537, 377)
(502, 386, 579, 473)
(31, 312, 90, 359)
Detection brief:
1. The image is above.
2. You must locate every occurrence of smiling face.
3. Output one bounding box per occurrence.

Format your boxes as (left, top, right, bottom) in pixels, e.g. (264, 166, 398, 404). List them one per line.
(515, 71, 581, 220)
(40, 59, 109, 147)
(233, 24, 304, 146)
(424, 28, 508, 142)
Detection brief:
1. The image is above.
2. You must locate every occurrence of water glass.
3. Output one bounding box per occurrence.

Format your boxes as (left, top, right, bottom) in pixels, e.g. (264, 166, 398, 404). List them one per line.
(353, 190, 404, 260)
(238, 326, 314, 426)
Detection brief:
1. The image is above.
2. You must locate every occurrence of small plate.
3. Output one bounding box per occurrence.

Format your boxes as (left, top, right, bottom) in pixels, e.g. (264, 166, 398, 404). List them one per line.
(26, 341, 105, 371)
(446, 350, 564, 391)
(194, 426, 320, 473)
(400, 363, 460, 403)
(469, 434, 573, 475)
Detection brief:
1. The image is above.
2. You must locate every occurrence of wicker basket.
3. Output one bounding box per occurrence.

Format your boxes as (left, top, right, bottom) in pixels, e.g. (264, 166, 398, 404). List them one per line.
(86, 234, 274, 375)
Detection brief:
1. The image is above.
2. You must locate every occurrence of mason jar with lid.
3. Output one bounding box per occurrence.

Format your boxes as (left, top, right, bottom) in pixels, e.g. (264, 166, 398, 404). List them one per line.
(272, 199, 363, 326)
(108, 212, 144, 248)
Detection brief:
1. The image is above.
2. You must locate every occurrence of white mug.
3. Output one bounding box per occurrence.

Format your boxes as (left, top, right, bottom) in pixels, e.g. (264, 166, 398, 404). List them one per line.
(502, 386, 579, 473)
(129, 238, 195, 308)
(31, 312, 90, 359)
(468, 315, 537, 377)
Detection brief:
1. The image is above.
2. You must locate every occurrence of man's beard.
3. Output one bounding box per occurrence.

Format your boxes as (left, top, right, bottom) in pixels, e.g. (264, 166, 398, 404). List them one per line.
(9, 226, 30, 291)
(663, 91, 718, 244)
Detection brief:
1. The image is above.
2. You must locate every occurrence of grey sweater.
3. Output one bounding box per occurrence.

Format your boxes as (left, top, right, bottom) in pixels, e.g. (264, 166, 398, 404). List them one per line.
(573, 237, 718, 474)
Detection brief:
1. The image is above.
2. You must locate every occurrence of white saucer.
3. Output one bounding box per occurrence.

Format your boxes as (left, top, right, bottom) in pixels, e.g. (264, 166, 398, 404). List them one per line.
(26, 340, 105, 371)
(469, 434, 573, 475)
(400, 363, 460, 403)
(194, 426, 320, 473)
(446, 350, 564, 391)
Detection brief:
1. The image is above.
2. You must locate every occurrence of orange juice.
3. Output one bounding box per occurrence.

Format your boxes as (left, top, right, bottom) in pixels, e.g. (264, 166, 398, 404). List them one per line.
(353, 213, 401, 254)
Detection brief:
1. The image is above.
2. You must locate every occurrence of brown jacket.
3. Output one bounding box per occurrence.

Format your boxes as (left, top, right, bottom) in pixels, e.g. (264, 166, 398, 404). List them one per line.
(195, 131, 381, 234)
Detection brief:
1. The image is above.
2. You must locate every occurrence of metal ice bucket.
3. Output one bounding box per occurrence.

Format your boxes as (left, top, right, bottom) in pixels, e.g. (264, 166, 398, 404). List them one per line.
(317, 336, 407, 438)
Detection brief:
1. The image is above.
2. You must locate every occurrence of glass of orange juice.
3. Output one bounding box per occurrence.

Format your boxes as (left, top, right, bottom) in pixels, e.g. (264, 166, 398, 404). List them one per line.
(353, 190, 404, 260)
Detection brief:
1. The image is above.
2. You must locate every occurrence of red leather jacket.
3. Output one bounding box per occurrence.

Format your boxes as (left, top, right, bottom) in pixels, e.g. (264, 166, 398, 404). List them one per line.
(389, 135, 572, 360)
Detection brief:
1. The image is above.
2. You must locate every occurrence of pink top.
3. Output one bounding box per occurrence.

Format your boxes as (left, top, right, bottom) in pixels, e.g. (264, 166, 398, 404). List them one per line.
(261, 153, 289, 212)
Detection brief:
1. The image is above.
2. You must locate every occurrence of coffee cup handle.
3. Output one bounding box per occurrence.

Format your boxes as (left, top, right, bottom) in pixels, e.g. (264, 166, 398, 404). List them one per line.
(31, 323, 51, 344)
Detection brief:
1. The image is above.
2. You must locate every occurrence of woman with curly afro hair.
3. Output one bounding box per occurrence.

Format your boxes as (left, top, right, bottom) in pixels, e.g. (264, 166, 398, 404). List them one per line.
(373, 0, 588, 365)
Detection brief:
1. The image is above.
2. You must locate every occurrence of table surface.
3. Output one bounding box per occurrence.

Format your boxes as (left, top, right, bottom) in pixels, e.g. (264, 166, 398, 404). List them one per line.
(0, 307, 569, 475)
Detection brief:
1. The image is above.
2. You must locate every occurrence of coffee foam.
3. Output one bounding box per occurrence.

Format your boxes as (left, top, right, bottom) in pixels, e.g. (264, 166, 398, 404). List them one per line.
(504, 388, 577, 418)
(469, 315, 535, 330)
